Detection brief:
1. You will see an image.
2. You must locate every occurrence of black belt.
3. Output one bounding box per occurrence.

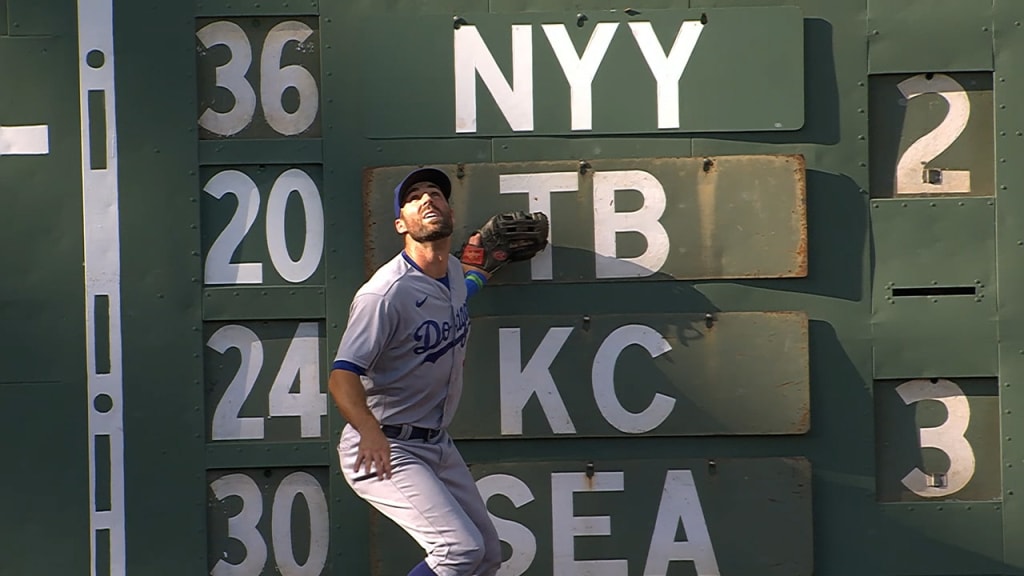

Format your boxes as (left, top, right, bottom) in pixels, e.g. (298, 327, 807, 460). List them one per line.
(381, 424, 442, 441)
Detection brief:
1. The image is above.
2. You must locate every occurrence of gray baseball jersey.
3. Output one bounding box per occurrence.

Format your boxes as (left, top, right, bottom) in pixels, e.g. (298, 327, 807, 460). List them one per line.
(334, 251, 470, 429)
(333, 251, 502, 576)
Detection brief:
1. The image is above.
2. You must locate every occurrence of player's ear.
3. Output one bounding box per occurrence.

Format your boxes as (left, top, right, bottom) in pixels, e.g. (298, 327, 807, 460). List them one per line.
(394, 217, 407, 234)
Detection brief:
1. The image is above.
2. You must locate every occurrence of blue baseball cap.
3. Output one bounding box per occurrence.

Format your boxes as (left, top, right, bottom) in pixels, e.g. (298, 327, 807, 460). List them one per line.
(394, 167, 452, 218)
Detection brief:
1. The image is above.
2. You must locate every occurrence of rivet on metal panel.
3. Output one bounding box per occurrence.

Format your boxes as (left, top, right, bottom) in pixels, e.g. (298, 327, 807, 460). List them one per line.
(705, 312, 715, 328)
(871, 29, 879, 35)
(702, 158, 714, 172)
(708, 459, 716, 475)
(585, 462, 594, 478)
(579, 160, 590, 174)
(700, 12, 708, 25)
(858, 81, 865, 87)
(576, 13, 587, 27)
(263, 469, 272, 477)
(456, 163, 465, 179)
(453, 16, 467, 30)
(582, 315, 590, 330)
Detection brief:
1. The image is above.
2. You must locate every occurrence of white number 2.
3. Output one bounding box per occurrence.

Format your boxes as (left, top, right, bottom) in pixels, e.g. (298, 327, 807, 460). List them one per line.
(897, 378, 976, 497)
(197, 20, 319, 136)
(204, 168, 324, 285)
(208, 322, 327, 441)
(895, 73, 971, 195)
(211, 472, 329, 576)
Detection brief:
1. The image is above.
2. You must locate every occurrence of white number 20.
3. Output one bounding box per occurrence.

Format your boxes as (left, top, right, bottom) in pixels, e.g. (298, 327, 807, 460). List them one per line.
(197, 20, 319, 136)
(208, 322, 327, 440)
(897, 378, 975, 497)
(895, 73, 971, 195)
(204, 168, 324, 285)
(211, 471, 329, 576)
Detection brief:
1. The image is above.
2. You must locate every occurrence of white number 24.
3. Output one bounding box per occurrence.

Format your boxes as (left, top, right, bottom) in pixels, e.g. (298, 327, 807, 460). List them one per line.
(197, 20, 319, 137)
(208, 322, 327, 441)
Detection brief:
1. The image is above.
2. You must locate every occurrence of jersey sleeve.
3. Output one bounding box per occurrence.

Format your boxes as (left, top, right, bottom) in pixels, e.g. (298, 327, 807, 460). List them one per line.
(333, 292, 397, 373)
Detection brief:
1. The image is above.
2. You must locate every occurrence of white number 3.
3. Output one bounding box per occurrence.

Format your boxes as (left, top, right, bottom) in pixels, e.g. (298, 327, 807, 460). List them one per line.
(897, 378, 976, 497)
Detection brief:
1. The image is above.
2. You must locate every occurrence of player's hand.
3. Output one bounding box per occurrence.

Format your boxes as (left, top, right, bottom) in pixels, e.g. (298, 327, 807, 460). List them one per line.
(460, 233, 491, 280)
(354, 426, 392, 480)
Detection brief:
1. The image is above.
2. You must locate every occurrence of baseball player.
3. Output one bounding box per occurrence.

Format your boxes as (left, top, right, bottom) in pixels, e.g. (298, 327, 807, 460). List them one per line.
(329, 166, 548, 576)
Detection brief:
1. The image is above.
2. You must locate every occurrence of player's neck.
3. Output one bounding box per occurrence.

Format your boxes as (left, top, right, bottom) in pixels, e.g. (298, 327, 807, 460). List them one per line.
(404, 240, 451, 279)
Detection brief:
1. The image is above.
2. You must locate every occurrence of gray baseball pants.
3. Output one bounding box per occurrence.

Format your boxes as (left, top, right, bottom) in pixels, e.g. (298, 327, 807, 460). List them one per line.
(338, 424, 502, 576)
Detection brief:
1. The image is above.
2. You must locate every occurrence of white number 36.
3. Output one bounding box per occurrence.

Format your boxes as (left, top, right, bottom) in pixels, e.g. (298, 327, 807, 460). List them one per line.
(197, 20, 319, 137)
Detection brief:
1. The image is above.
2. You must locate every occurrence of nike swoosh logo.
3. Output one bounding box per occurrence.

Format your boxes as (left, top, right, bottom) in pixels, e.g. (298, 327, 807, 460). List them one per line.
(415, 296, 428, 307)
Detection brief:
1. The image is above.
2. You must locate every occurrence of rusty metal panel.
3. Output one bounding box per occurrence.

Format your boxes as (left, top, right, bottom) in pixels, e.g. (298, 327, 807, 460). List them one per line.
(357, 7, 804, 137)
(364, 155, 807, 282)
(875, 378, 1001, 503)
(868, 0, 994, 74)
(449, 311, 809, 438)
(371, 457, 812, 576)
(869, 72, 995, 198)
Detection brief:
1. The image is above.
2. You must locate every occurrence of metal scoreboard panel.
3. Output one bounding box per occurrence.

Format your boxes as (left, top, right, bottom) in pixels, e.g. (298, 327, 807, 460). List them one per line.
(450, 311, 810, 438)
(7, 1, 1024, 576)
(365, 155, 808, 283)
(370, 457, 813, 576)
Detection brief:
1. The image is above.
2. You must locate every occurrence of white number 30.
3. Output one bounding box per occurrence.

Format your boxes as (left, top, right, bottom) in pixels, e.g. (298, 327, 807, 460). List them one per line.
(197, 20, 319, 137)
(897, 378, 975, 497)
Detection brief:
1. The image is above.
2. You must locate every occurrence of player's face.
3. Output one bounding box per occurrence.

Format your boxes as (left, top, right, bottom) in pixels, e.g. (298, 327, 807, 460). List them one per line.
(395, 182, 454, 242)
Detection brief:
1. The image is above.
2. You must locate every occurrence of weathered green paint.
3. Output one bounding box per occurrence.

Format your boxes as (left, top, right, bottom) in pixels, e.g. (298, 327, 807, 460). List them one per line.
(993, 1, 1024, 569)
(451, 311, 809, 438)
(871, 197, 996, 378)
(867, 0, 994, 74)
(360, 7, 804, 137)
(372, 457, 813, 576)
(366, 155, 807, 282)
(874, 378, 1001, 502)
(7, 0, 1024, 575)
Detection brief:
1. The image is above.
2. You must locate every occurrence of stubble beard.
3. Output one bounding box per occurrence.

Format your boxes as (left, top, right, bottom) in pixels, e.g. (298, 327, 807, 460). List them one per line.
(408, 215, 454, 243)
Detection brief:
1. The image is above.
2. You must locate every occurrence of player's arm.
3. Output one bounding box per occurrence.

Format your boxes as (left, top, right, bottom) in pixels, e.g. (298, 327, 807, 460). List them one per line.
(328, 367, 378, 435)
(329, 293, 395, 479)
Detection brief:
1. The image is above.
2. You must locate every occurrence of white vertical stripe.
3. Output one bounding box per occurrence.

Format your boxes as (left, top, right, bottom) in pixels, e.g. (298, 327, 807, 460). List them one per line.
(77, 1, 125, 575)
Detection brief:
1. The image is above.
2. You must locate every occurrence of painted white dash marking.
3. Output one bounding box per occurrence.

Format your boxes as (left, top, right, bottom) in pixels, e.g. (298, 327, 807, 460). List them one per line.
(0, 124, 49, 155)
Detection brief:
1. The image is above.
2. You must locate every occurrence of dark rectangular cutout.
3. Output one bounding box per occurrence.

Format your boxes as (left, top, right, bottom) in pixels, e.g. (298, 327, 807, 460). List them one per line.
(94, 434, 111, 512)
(892, 286, 977, 297)
(88, 90, 107, 170)
(95, 528, 110, 575)
(94, 295, 110, 375)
